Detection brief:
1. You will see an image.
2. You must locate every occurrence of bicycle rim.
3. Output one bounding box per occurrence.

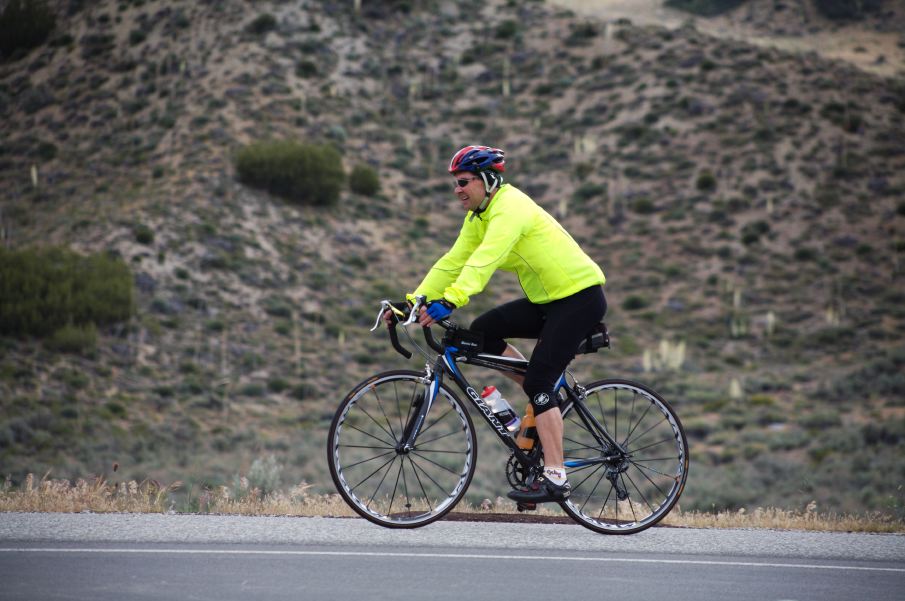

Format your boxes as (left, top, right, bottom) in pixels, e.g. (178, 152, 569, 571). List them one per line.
(560, 379, 688, 534)
(328, 370, 477, 528)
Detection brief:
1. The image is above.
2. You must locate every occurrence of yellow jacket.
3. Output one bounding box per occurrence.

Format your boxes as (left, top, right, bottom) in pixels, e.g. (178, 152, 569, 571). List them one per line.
(411, 184, 605, 308)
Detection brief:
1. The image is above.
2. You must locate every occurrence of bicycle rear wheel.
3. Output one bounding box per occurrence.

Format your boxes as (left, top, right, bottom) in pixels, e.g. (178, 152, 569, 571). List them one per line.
(327, 370, 477, 528)
(560, 379, 688, 534)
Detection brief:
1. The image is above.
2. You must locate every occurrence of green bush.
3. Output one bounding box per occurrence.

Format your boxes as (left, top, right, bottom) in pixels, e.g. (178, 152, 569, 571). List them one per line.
(349, 164, 380, 196)
(696, 170, 717, 192)
(814, 0, 883, 20)
(134, 224, 154, 245)
(45, 323, 97, 354)
(0, 0, 56, 58)
(665, 0, 748, 16)
(246, 13, 277, 35)
(0, 247, 133, 338)
(621, 295, 649, 311)
(235, 140, 345, 206)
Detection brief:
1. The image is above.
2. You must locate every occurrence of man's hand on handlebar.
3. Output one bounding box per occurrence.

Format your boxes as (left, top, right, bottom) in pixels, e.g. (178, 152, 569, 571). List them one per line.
(382, 300, 411, 326)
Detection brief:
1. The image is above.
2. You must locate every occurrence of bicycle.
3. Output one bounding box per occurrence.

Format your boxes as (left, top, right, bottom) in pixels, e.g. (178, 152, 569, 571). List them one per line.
(327, 297, 689, 535)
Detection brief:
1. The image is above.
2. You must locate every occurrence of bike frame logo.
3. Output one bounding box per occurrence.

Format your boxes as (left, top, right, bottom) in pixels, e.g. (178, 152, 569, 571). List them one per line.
(465, 386, 509, 436)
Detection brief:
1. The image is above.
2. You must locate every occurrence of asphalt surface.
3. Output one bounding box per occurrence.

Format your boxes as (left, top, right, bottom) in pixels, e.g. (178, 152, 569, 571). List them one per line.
(1, 513, 903, 601)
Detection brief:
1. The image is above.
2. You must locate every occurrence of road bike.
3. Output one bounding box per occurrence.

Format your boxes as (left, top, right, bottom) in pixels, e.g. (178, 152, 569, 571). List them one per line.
(327, 297, 689, 534)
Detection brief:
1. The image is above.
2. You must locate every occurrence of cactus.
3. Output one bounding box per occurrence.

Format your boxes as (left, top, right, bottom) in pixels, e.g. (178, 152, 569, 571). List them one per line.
(502, 56, 511, 97)
(765, 310, 776, 337)
(729, 378, 743, 401)
(30, 164, 38, 188)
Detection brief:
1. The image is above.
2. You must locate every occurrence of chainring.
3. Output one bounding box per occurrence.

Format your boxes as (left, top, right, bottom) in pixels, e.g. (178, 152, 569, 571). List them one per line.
(506, 452, 542, 488)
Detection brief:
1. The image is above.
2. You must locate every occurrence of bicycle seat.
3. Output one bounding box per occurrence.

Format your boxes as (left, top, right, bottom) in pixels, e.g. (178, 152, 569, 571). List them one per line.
(576, 322, 609, 354)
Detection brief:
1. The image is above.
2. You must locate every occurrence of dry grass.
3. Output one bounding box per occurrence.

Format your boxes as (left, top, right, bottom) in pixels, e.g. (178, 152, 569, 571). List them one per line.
(2, 474, 902, 533)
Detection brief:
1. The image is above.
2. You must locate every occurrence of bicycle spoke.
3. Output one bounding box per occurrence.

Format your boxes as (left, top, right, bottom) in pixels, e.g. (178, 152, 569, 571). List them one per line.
(621, 473, 639, 522)
(622, 398, 654, 448)
(630, 460, 680, 481)
(357, 455, 397, 508)
(408, 454, 453, 500)
(411, 450, 462, 476)
(574, 465, 606, 514)
(631, 460, 677, 494)
(406, 455, 433, 512)
(622, 409, 663, 449)
(346, 423, 395, 448)
(628, 435, 673, 455)
(415, 428, 462, 447)
(357, 403, 397, 444)
(417, 406, 454, 438)
(624, 470, 656, 513)
(344, 449, 397, 470)
(387, 459, 404, 516)
(373, 385, 399, 443)
(597, 484, 615, 521)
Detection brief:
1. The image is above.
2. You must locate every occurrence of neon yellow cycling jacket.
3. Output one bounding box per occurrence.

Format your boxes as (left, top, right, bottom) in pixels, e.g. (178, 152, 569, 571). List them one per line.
(410, 184, 605, 308)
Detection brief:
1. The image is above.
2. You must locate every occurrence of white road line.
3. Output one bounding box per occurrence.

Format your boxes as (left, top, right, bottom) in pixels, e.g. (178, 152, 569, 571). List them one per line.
(1, 548, 903, 573)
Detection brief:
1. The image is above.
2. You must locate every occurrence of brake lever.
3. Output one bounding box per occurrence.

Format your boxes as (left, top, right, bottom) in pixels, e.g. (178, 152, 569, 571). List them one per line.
(403, 296, 426, 327)
(370, 300, 406, 332)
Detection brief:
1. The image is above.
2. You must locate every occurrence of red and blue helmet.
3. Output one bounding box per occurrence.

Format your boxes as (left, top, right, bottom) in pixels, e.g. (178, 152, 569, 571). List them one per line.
(448, 145, 506, 174)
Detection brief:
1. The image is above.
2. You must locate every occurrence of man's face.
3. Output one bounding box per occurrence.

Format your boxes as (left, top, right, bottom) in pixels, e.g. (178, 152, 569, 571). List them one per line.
(452, 171, 484, 212)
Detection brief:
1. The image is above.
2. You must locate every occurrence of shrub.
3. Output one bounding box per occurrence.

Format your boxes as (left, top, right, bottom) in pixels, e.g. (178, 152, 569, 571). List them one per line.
(665, 0, 748, 17)
(621, 295, 648, 311)
(0, 247, 133, 338)
(696, 170, 717, 192)
(134, 224, 154, 245)
(496, 20, 519, 39)
(349, 164, 380, 196)
(45, 323, 97, 354)
(0, 0, 56, 58)
(814, 0, 883, 20)
(246, 13, 277, 35)
(235, 140, 345, 206)
(630, 197, 656, 214)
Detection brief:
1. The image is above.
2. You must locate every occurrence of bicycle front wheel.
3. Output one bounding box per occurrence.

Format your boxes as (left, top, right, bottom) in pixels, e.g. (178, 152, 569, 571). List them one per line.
(327, 370, 477, 528)
(560, 379, 689, 534)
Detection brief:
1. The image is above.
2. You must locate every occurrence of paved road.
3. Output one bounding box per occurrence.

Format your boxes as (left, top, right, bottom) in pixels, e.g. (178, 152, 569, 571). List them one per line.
(1, 513, 903, 601)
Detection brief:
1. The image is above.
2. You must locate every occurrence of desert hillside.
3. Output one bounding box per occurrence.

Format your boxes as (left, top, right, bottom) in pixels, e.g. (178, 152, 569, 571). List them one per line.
(1, 0, 904, 516)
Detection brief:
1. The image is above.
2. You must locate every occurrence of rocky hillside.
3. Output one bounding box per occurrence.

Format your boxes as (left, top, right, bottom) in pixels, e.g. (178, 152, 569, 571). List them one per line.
(1, 0, 904, 515)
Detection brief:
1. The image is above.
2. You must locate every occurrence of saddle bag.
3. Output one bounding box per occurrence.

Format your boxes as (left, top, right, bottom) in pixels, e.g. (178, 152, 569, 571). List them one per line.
(449, 328, 484, 356)
(577, 322, 610, 354)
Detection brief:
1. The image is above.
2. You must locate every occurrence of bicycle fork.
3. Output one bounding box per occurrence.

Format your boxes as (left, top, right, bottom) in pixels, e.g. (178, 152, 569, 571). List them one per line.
(398, 364, 439, 453)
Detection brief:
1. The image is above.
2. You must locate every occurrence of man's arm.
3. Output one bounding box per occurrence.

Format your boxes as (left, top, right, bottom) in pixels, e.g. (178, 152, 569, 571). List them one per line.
(441, 211, 528, 308)
(408, 219, 480, 303)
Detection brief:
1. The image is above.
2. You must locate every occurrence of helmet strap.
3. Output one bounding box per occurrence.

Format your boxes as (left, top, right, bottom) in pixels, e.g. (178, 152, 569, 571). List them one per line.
(469, 171, 503, 221)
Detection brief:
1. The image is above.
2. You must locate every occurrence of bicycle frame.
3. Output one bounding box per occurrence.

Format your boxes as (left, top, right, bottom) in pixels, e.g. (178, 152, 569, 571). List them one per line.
(395, 324, 626, 473)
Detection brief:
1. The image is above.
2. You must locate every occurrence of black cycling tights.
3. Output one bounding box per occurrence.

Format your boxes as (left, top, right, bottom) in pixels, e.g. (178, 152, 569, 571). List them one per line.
(470, 286, 607, 416)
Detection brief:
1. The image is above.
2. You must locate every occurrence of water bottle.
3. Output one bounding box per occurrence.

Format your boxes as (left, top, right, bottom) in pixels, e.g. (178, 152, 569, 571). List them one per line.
(516, 404, 537, 451)
(481, 386, 520, 433)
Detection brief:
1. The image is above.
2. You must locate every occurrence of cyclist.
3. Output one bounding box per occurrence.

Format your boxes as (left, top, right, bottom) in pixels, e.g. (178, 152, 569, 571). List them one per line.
(402, 145, 607, 504)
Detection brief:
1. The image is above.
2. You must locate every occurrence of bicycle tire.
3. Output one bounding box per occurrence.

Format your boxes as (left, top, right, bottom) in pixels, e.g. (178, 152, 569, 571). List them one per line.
(559, 378, 689, 534)
(327, 369, 477, 528)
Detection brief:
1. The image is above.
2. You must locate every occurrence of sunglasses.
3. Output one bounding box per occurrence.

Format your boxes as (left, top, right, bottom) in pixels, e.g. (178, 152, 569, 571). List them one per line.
(455, 177, 479, 188)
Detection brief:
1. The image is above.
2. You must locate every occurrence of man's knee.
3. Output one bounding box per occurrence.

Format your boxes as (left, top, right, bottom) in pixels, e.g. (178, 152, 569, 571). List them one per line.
(522, 376, 559, 416)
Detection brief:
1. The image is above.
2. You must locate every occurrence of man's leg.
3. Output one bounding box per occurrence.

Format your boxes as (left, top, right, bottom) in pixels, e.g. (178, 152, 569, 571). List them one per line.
(508, 286, 606, 503)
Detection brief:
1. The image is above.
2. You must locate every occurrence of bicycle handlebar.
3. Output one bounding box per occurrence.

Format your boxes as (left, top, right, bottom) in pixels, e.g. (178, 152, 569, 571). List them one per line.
(370, 297, 446, 358)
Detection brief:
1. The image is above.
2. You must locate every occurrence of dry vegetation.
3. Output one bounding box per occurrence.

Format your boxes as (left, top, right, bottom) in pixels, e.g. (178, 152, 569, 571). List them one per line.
(2, 473, 902, 534)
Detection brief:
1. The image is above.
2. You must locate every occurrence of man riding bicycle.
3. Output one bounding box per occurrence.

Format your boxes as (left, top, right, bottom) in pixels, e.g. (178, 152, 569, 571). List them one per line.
(395, 145, 607, 504)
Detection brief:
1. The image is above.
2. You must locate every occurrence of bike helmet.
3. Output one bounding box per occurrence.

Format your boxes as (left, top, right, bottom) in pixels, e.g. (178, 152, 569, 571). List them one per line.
(448, 145, 506, 174)
(448, 146, 506, 217)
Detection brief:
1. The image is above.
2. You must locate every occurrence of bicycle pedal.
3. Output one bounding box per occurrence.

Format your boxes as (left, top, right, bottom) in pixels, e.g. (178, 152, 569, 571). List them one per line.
(516, 502, 537, 512)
